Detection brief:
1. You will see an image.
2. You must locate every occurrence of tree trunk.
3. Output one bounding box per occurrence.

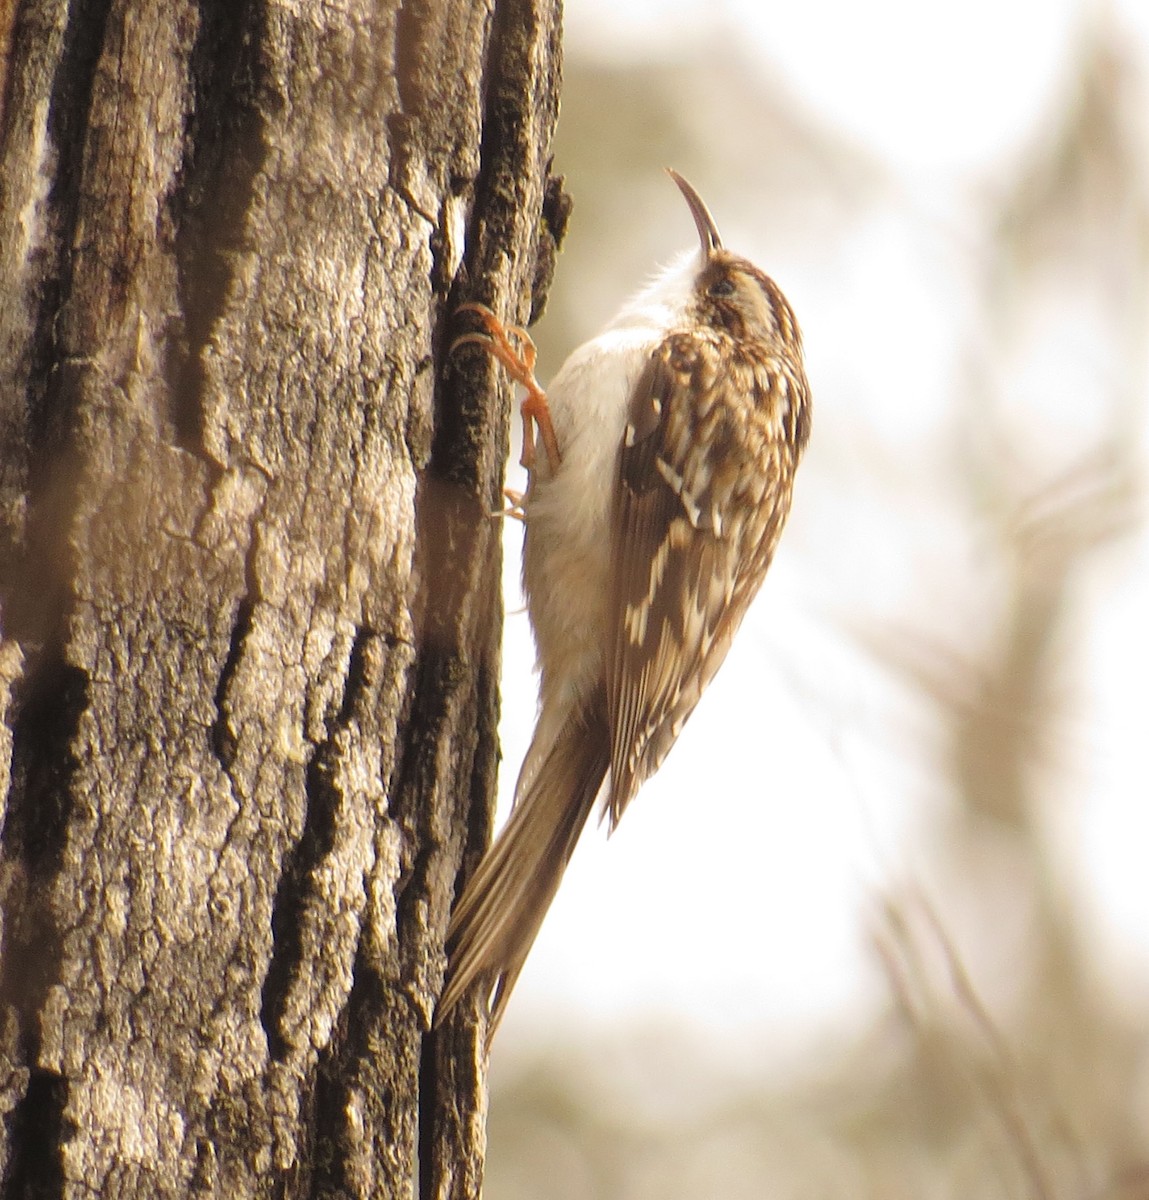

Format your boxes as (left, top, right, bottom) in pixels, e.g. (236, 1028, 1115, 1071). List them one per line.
(0, 0, 567, 1196)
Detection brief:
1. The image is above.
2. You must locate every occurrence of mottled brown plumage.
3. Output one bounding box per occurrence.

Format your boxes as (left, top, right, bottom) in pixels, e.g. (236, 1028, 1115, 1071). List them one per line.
(439, 172, 810, 1041)
(609, 317, 808, 822)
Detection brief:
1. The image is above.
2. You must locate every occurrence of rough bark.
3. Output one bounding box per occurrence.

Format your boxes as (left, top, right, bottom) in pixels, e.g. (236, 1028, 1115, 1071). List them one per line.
(0, 0, 568, 1196)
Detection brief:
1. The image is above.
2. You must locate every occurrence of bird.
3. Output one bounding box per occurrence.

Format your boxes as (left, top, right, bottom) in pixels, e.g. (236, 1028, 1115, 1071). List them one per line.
(438, 169, 812, 1040)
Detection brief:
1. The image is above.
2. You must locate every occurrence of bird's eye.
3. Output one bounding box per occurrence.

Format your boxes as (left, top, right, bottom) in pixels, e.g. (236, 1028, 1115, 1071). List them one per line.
(709, 277, 736, 298)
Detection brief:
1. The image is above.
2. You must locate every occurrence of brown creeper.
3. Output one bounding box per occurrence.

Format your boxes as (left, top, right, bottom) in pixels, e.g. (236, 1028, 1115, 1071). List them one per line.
(439, 170, 811, 1038)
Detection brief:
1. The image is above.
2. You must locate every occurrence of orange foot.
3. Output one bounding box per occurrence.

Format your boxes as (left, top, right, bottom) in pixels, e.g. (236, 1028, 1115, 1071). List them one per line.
(498, 487, 527, 522)
(486, 487, 526, 522)
(451, 302, 562, 474)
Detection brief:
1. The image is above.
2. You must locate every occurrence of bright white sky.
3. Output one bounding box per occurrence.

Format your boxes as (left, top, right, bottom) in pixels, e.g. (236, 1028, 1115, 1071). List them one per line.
(491, 0, 1149, 1063)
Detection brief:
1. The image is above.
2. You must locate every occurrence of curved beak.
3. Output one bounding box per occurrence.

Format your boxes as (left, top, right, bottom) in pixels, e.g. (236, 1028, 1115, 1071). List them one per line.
(666, 168, 723, 256)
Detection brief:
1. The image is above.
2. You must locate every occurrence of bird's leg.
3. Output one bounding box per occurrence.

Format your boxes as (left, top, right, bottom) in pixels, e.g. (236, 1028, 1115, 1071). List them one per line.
(451, 303, 562, 474)
(492, 487, 527, 522)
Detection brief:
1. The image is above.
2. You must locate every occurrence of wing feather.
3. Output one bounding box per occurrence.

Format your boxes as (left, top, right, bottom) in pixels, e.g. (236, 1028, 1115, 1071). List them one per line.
(605, 330, 806, 825)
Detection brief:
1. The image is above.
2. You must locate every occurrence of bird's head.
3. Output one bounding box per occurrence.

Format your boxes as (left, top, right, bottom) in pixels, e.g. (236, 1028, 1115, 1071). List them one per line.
(668, 168, 802, 353)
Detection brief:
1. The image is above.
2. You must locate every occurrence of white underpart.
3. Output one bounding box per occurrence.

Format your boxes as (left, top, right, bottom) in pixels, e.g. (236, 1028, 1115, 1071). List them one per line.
(519, 250, 703, 776)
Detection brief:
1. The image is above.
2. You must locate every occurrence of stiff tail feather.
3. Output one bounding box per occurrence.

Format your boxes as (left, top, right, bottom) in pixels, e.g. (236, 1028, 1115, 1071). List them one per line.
(438, 704, 610, 1037)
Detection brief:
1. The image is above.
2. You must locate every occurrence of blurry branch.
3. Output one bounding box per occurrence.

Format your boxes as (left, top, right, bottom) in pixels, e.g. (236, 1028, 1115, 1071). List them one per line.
(994, 26, 1149, 352)
(847, 20, 1149, 1200)
(849, 445, 1142, 1192)
(873, 890, 1062, 1200)
(859, 447, 1139, 830)
(1007, 449, 1141, 576)
(959, 458, 1136, 834)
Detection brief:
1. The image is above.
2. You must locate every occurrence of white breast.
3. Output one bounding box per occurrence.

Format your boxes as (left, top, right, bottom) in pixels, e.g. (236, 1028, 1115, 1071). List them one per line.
(520, 250, 702, 718)
(521, 328, 652, 712)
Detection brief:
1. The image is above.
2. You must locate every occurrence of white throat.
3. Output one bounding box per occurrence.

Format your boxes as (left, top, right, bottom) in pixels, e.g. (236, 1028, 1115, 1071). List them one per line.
(604, 249, 703, 335)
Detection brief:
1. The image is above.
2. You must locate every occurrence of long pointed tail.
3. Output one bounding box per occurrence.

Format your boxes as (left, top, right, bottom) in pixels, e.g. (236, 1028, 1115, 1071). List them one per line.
(438, 703, 609, 1037)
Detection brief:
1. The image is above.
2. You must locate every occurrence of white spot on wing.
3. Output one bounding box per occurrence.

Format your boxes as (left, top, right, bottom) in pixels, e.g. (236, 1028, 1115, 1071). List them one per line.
(625, 600, 649, 643)
(656, 457, 685, 494)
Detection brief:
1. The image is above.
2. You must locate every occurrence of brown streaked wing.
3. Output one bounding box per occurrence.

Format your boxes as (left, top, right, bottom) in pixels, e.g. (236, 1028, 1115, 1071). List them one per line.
(605, 331, 797, 827)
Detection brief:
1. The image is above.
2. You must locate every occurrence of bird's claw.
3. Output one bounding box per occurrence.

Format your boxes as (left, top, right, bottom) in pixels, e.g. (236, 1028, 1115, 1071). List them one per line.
(490, 488, 527, 522)
(451, 303, 562, 474)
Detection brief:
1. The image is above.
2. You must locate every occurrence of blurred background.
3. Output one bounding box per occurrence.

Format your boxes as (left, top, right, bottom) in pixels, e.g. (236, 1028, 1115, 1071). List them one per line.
(487, 0, 1149, 1195)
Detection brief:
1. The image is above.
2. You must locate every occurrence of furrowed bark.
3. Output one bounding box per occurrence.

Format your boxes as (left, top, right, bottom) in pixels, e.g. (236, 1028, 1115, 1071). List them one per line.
(0, 0, 568, 1195)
